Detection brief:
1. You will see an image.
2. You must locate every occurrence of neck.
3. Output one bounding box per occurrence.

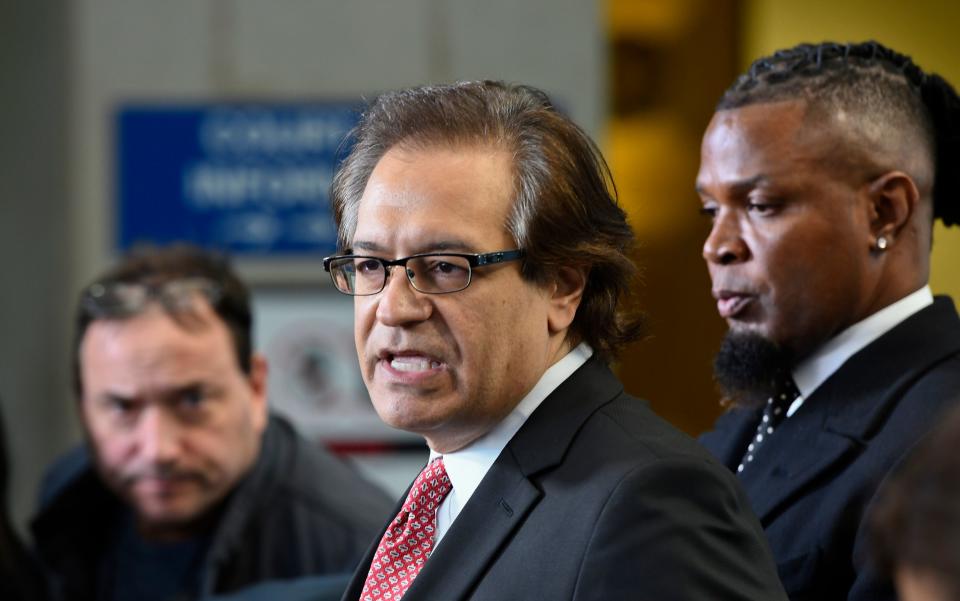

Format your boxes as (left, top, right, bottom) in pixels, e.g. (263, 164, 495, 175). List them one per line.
(135, 504, 222, 543)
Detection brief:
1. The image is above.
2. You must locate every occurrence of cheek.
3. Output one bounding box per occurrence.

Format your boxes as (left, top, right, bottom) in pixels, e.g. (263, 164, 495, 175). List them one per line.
(89, 430, 135, 474)
(83, 411, 122, 460)
(465, 296, 542, 374)
(354, 300, 375, 356)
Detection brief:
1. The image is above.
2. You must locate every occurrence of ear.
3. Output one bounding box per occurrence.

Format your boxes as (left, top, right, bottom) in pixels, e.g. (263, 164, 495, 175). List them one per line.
(866, 170, 920, 247)
(248, 353, 270, 433)
(546, 266, 587, 335)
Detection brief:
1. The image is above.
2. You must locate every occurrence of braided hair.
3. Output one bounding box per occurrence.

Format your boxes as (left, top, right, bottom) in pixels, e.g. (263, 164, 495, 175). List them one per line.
(718, 41, 960, 227)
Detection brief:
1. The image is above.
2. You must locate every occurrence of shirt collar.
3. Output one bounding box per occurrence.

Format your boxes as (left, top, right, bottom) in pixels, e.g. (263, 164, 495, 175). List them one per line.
(793, 285, 933, 399)
(429, 343, 592, 505)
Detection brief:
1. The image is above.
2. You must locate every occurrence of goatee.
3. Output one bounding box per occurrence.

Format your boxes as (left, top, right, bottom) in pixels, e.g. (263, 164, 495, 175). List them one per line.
(714, 331, 794, 409)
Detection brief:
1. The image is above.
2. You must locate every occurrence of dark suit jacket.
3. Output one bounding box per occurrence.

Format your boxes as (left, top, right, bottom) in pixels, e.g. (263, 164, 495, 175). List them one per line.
(700, 296, 960, 601)
(343, 358, 787, 601)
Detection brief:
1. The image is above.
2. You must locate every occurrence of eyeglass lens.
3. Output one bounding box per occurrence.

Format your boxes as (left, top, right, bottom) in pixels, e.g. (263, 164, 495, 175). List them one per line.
(329, 255, 473, 295)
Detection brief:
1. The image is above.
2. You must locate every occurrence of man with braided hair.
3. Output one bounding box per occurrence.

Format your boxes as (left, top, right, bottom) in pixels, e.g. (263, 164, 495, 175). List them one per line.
(696, 41, 960, 600)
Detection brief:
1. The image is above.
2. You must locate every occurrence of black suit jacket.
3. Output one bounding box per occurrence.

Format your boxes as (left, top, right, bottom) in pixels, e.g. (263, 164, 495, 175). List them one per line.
(701, 296, 960, 601)
(343, 359, 787, 601)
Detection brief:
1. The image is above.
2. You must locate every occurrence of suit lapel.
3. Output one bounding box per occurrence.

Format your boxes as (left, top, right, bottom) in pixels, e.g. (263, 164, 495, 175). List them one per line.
(399, 358, 623, 601)
(402, 453, 540, 600)
(740, 297, 960, 522)
(738, 404, 860, 522)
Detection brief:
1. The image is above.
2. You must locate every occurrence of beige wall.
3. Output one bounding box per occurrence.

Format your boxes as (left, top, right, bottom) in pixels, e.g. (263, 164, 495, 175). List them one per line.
(744, 0, 960, 298)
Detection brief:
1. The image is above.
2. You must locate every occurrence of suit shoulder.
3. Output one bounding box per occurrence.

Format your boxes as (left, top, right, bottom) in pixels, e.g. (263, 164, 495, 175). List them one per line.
(586, 392, 724, 468)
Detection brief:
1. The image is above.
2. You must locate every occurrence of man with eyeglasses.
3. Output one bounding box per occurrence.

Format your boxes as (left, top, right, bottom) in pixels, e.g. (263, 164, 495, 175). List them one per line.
(31, 245, 393, 601)
(326, 81, 786, 601)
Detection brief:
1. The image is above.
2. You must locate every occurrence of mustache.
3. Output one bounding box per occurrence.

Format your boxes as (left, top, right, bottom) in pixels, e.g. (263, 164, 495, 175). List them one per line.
(118, 466, 208, 487)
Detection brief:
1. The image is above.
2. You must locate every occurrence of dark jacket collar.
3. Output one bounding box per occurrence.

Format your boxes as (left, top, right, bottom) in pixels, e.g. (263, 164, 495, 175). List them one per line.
(32, 415, 289, 600)
(730, 296, 960, 521)
(343, 357, 623, 601)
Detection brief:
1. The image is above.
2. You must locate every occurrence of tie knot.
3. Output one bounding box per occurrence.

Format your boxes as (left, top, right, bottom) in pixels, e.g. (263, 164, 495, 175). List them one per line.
(401, 457, 452, 517)
(762, 377, 800, 424)
(776, 377, 800, 403)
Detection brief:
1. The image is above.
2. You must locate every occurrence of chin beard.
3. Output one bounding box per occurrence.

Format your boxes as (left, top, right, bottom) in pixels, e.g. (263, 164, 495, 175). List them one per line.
(714, 331, 794, 410)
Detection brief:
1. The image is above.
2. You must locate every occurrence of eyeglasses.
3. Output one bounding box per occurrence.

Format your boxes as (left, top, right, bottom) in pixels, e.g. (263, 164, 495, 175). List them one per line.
(81, 278, 222, 318)
(322, 250, 525, 296)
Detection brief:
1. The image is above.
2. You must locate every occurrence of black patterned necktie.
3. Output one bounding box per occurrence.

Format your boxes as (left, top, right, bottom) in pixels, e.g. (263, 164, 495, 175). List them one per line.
(737, 377, 801, 474)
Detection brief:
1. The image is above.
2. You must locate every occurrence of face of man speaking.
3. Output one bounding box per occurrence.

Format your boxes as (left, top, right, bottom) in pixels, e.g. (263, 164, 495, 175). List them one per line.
(351, 143, 579, 453)
(696, 98, 887, 362)
(79, 298, 268, 541)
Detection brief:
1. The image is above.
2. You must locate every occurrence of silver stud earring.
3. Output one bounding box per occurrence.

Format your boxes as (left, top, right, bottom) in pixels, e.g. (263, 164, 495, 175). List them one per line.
(876, 236, 889, 251)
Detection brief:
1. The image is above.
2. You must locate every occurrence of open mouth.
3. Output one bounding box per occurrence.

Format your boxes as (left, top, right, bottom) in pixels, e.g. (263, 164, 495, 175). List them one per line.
(388, 355, 443, 372)
(378, 350, 445, 377)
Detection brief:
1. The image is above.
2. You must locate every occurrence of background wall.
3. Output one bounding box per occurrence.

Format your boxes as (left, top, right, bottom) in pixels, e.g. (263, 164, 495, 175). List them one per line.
(743, 0, 960, 299)
(1, 0, 957, 537)
(0, 1, 73, 536)
(2, 0, 606, 531)
(604, 0, 738, 436)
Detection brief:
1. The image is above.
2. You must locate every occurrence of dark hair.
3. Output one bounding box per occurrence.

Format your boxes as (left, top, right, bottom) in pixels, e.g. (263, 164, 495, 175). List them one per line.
(871, 405, 960, 598)
(330, 80, 644, 361)
(718, 41, 960, 227)
(72, 244, 253, 397)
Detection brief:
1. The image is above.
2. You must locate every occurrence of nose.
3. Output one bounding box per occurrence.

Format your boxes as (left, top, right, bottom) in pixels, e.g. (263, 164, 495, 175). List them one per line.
(137, 407, 182, 467)
(702, 210, 749, 265)
(375, 265, 433, 326)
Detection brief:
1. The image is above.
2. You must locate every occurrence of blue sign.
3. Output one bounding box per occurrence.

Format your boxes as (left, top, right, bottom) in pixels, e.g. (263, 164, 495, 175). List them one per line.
(116, 103, 359, 255)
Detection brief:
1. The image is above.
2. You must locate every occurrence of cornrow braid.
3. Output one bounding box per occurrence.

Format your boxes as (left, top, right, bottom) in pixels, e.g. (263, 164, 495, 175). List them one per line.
(719, 41, 960, 227)
(922, 72, 960, 227)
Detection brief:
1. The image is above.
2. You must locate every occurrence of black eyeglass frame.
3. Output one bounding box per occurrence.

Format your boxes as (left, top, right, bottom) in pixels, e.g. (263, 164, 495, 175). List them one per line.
(322, 249, 525, 296)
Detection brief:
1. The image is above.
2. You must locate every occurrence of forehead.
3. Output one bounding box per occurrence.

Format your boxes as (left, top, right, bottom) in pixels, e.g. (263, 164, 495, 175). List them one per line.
(697, 99, 845, 189)
(352, 144, 515, 253)
(80, 305, 236, 390)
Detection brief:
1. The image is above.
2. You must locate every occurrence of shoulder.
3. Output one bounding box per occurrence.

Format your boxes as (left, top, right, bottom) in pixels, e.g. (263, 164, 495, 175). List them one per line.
(541, 389, 745, 516)
(253, 415, 394, 532)
(587, 390, 725, 466)
(570, 399, 786, 599)
(210, 416, 394, 575)
(36, 445, 95, 510)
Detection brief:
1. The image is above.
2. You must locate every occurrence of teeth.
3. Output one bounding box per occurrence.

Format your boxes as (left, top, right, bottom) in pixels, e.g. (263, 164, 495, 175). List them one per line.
(390, 356, 440, 372)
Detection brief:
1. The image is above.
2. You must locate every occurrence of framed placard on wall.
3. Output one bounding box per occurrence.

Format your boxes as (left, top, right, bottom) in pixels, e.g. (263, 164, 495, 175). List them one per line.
(115, 102, 358, 257)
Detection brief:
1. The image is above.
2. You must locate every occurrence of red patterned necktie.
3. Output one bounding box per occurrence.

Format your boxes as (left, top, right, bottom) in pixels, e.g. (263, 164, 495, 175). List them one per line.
(360, 457, 452, 601)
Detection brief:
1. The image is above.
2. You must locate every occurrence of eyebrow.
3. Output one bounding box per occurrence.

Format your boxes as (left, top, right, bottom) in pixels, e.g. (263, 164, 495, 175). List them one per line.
(100, 392, 137, 406)
(98, 381, 207, 404)
(350, 239, 477, 255)
(696, 174, 769, 196)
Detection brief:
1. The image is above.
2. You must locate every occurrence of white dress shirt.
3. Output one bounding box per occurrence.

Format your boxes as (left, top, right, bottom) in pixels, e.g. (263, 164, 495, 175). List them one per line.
(428, 343, 593, 545)
(787, 285, 934, 417)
